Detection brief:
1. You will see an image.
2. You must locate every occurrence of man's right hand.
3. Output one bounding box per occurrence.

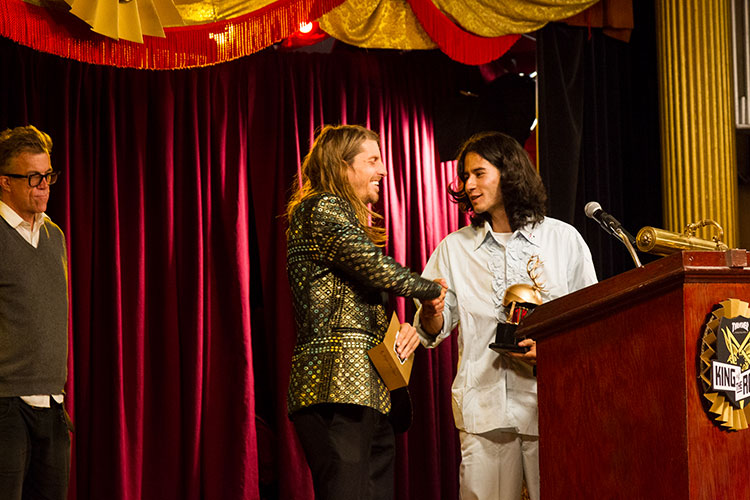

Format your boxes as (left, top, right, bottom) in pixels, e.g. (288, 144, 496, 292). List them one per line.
(420, 278, 447, 336)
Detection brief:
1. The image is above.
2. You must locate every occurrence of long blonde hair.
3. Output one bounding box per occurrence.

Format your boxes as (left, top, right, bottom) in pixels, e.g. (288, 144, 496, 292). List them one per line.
(287, 125, 387, 245)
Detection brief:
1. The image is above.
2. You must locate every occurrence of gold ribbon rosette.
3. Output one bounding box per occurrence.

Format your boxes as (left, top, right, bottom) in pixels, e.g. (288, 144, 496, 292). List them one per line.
(699, 298, 750, 431)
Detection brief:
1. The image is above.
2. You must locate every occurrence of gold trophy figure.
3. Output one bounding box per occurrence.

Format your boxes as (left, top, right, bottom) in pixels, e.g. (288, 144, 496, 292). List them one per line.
(489, 256, 544, 353)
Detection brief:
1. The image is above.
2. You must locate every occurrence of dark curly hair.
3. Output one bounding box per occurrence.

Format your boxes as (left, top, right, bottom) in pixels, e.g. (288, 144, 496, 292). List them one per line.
(449, 131, 547, 231)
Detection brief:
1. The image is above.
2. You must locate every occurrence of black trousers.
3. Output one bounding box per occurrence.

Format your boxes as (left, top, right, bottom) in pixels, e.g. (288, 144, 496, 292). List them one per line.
(0, 397, 71, 500)
(292, 404, 395, 500)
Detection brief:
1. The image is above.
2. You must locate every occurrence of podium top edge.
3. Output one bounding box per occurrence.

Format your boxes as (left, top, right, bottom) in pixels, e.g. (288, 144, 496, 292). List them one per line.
(517, 250, 750, 340)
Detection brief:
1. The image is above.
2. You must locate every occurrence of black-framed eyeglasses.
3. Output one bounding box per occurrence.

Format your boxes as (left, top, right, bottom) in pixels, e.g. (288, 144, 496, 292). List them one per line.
(2, 171, 61, 187)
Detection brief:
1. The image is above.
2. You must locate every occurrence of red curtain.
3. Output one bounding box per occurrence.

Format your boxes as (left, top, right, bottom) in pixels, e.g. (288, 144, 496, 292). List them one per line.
(1, 43, 260, 499)
(0, 37, 467, 499)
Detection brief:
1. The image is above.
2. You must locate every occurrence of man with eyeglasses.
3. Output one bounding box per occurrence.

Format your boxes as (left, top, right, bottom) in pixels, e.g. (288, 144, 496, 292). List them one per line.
(0, 125, 71, 500)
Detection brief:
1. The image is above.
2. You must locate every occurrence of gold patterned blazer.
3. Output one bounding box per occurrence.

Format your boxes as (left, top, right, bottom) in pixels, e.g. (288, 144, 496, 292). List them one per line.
(286, 193, 442, 416)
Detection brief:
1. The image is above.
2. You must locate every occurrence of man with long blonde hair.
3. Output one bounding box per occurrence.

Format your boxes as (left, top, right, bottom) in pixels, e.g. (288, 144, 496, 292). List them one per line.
(286, 124, 445, 500)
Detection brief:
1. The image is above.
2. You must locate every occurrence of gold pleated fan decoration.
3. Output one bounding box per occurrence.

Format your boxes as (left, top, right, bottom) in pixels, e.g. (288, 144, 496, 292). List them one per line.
(63, 0, 183, 42)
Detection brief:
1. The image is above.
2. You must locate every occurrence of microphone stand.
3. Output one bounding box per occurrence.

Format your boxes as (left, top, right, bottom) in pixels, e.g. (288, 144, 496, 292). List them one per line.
(615, 228, 643, 268)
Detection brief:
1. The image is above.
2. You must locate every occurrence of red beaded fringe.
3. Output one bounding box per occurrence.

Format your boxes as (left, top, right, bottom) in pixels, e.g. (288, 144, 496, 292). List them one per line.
(0, 0, 346, 69)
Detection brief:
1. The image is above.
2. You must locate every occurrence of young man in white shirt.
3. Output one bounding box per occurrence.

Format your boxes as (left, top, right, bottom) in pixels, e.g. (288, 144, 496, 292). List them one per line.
(416, 131, 597, 500)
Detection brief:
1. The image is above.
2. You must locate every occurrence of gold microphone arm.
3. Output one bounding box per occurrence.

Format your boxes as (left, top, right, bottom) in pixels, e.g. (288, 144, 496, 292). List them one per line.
(616, 228, 643, 267)
(635, 219, 729, 256)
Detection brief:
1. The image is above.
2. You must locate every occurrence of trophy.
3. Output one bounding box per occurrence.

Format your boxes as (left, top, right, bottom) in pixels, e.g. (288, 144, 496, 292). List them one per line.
(489, 256, 544, 354)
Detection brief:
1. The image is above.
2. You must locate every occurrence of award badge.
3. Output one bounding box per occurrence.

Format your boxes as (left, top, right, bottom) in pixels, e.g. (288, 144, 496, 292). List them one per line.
(699, 298, 750, 431)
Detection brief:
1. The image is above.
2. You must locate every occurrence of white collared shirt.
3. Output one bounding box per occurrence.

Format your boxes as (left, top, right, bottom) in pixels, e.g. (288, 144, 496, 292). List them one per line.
(415, 218, 597, 435)
(0, 199, 63, 407)
(0, 199, 45, 247)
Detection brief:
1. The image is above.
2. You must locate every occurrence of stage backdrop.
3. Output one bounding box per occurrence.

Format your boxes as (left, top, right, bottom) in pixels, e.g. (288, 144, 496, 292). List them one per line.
(0, 36, 469, 500)
(0, 10, 659, 497)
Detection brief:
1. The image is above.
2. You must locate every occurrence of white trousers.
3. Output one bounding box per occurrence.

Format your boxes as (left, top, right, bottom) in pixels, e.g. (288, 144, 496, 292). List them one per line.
(458, 429, 539, 500)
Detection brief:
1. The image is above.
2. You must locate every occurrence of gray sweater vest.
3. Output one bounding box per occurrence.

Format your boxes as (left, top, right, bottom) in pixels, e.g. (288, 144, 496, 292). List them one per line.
(0, 216, 69, 396)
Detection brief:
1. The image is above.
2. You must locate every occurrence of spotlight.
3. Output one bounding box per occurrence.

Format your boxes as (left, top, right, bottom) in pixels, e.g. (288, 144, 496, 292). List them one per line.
(280, 21, 329, 49)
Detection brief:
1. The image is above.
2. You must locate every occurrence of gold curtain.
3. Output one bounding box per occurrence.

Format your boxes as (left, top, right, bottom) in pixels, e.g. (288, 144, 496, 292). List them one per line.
(57, 0, 603, 48)
(25, 0, 632, 69)
(431, 0, 601, 36)
(319, 0, 599, 49)
(319, 0, 434, 49)
(174, 0, 276, 24)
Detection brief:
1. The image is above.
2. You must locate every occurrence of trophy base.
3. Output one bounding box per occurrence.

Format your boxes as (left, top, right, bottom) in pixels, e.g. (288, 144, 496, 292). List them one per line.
(490, 322, 529, 354)
(489, 342, 529, 354)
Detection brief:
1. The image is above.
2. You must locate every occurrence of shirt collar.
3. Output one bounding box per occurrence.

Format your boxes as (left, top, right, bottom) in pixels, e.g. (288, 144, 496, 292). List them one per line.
(0, 199, 45, 229)
(473, 219, 542, 251)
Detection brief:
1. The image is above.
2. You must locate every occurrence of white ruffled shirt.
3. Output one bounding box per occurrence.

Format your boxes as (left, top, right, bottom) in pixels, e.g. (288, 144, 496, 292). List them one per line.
(415, 218, 597, 436)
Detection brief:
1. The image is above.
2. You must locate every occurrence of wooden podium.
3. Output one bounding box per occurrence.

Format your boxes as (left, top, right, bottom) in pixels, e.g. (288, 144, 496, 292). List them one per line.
(517, 250, 750, 499)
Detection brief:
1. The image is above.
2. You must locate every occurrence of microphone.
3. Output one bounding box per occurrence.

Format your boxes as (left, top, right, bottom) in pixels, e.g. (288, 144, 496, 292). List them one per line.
(584, 201, 636, 245)
(584, 201, 642, 268)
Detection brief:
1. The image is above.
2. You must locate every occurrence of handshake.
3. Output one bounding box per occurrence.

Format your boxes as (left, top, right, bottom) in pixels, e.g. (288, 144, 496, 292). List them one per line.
(418, 278, 537, 365)
(391, 279, 448, 362)
(419, 279, 449, 337)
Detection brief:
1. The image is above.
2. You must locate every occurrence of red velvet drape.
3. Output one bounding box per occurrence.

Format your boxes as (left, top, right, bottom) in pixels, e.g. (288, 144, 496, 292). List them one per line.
(2, 40, 260, 499)
(0, 36, 467, 499)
